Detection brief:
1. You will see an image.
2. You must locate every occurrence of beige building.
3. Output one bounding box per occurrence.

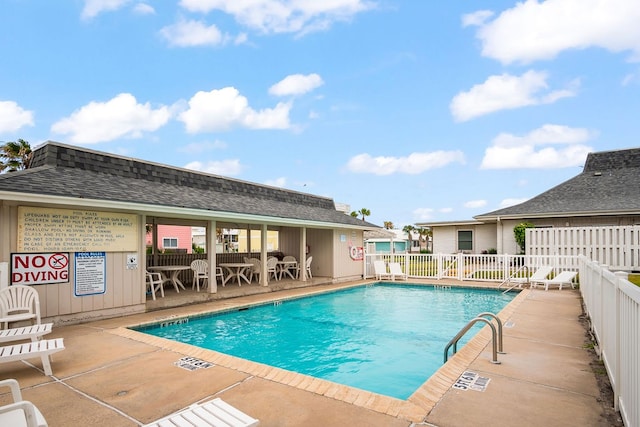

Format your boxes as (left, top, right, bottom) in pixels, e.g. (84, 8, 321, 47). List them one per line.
(0, 142, 380, 325)
(419, 147, 640, 256)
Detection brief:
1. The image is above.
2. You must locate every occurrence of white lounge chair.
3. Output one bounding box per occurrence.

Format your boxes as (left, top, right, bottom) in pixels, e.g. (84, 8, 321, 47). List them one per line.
(389, 262, 407, 280)
(190, 259, 209, 292)
(0, 323, 53, 344)
(0, 338, 65, 376)
(509, 266, 553, 288)
(531, 271, 578, 291)
(0, 285, 41, 330)
(0, 379, 48, 427)
(143, 397, 259, 427)
(373, 260, 392, 280)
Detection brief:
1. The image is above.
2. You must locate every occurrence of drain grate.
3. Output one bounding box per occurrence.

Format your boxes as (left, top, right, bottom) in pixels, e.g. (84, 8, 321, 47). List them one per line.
(174, 356, 214, 371)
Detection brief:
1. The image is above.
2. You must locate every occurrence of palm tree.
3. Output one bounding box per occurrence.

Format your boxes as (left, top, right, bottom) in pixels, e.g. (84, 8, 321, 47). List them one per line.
(383, 221, 394, 230)
(416, 226, 432, 252)
(402, 225, 415, 252)
(0, 139, 33, 173)
(350, 208, 371, 221)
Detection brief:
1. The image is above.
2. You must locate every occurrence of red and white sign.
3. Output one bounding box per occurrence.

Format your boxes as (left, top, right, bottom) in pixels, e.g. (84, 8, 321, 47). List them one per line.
(11, 252, 70, 285)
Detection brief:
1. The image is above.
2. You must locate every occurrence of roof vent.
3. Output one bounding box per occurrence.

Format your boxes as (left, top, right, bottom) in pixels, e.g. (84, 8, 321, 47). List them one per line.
(593, 172, 602, 176)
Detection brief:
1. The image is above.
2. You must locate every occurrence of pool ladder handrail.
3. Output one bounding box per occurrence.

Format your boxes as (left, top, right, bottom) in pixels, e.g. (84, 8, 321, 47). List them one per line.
(444, 312, 505, 364)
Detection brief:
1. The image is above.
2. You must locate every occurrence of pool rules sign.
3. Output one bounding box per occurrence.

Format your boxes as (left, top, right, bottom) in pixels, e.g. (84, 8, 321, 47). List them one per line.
(11, 252, 70, 285)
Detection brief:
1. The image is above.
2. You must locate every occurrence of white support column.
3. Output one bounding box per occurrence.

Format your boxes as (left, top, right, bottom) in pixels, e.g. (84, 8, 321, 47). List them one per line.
(260, 223, 268, 286)
(300, 227, 307, 282)
(208, 220, 217, 293)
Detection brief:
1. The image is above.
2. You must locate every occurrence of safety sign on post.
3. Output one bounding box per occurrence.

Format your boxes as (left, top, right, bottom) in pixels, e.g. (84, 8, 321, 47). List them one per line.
(10, 252, 70, 285)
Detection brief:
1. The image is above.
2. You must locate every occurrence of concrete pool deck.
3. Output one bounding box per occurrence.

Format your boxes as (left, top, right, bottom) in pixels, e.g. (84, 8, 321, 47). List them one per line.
(0, 281, 614, 426)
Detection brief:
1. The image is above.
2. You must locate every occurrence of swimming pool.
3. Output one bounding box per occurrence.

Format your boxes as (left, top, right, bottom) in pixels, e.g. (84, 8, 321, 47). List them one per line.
(137, 283, 514, 399)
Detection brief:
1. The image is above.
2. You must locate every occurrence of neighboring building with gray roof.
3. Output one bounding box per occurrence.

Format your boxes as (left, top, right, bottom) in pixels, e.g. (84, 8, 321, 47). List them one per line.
(418, 147, 640, 255)
(0, 141, 379, 324)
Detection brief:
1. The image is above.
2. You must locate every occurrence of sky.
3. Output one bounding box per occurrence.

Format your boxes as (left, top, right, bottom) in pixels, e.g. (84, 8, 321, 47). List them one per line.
(2, 1, 640, 229)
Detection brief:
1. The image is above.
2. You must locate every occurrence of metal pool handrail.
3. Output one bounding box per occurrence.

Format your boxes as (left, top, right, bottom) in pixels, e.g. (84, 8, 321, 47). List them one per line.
(444, 312, 504, 364)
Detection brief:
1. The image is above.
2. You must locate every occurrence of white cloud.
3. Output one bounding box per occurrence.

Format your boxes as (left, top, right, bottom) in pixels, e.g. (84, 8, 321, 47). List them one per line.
(462, 10, 493, 27)
(412, 208, 434, 221)
(480, 124, 594, 169)
(51, 93, 171, 143)
(160, 19, 226, 47)
(0, 101, 34, 133)
(133, 3, 155, 14)
(469, 0, 640, 64)
(264, 177, 287, 187)
(464, 200, 487, 209)
(178, 87, 292, 133)
(178, 140, 227, 153)
(450, 70, 578, 121)
(184, 159, 243, 176)
(440, 207, 453, 214)
(179, 0, 374, 35)
(81, 0, 130, 20)
(269, 73, 324, 97)
(346, 150, 465, 175)
(500, 198, 529, 208)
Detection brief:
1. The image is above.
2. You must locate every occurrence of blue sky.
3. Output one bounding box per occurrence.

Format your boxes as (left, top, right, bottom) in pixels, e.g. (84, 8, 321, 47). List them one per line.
(2, 1, 639, 228)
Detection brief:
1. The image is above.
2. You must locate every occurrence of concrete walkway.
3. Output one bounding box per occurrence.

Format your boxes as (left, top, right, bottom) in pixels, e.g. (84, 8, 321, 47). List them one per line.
(0, 283, 613, 426)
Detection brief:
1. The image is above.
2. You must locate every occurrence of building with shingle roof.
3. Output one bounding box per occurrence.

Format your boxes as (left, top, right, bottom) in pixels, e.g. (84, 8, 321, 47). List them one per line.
(418, 147, 640, 254)
(0, 141, 379, 323)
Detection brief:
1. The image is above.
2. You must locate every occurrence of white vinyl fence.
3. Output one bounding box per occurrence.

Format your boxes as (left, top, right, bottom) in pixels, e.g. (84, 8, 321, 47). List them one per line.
(580, 257, 639, 427)
(527, 226, 640, 271)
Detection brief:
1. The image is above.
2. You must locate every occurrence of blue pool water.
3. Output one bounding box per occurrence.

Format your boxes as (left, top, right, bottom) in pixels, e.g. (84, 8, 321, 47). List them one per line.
(138, 284, 514, 399)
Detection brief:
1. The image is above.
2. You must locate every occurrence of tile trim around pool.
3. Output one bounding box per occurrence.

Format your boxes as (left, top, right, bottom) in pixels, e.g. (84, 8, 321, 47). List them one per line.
(108, 285, 530, 423)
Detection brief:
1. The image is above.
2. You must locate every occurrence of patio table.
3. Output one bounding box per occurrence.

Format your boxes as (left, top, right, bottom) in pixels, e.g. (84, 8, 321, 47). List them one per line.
(219, 263, 252, 287)
(147, 265, 190, 293)
(277, 260, 298, 280)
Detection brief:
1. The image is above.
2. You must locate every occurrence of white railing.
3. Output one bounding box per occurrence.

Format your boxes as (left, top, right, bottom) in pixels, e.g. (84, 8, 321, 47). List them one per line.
(364, 253, 580, 282)
(579, 256, 639, 427)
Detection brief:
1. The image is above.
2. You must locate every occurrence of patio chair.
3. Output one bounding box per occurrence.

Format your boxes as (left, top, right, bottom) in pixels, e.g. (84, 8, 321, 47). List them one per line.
(389, 262, 407, 280)
(531, 271, 578, 291)
(373, 260, 392, 280)
(245, 258, 261, 283)
(0, 379, 48, 427)
(0, 338, 65, 376)
(304, 256, 313, 278)
(0, 285, 41, 330)
(266, 257, 279, 281)
(145, 271, 165, 300)
(190, 259, 209, 292)
(508, 266, 553, 288)
(143, 397, 259, 427)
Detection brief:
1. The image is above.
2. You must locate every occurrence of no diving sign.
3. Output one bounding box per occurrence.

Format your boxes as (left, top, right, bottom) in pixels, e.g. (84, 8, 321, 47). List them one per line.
(11, 252, 70, 285)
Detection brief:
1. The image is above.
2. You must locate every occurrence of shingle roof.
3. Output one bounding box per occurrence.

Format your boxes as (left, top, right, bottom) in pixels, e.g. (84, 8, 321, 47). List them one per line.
(475, 147, 640, 220)
(0, 141, 377, 228)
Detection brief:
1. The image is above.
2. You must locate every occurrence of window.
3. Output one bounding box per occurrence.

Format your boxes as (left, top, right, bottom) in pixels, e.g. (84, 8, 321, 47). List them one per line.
(457, 230, 473, 251)
(163, 237, 178, 249)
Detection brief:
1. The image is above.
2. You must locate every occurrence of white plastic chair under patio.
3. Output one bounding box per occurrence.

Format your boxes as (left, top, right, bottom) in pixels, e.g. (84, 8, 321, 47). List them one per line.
(266, 257, 278, 281)
(145, 271, 165, 300)
(190, 259, 209, 292)
(0, 285, 41, 330)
